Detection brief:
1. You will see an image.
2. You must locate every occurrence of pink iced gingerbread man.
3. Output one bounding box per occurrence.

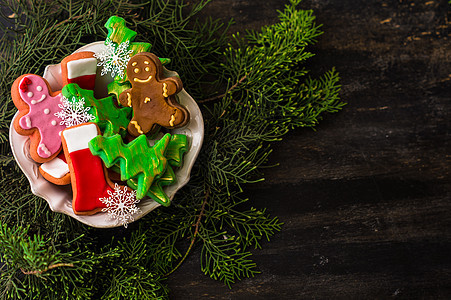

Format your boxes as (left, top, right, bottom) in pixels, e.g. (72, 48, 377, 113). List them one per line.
(12, 74, 66, 163)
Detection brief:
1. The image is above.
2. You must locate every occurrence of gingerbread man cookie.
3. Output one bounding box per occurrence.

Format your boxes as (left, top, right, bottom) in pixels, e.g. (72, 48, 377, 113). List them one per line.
(12, 74, 66, 163)
(118, 52, 189, 137)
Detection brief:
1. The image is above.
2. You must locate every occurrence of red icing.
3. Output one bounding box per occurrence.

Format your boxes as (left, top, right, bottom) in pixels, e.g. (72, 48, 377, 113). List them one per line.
(70, 148, 110, 212)
(19, 77, 32, 92)
(57, 152, 67, 163)
(68, 74, 96, 91)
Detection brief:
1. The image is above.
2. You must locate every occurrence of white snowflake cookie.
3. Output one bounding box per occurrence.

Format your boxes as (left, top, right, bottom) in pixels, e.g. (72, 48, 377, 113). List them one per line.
(55, 96, 95, 127)
(93, 38, 133, 79)
(100, 183, 141, 228)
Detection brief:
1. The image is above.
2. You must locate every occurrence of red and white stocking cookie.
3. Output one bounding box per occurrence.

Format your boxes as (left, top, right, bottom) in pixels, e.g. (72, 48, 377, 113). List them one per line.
(61, 51, 98, 91)
(12, 74, 66, 163)
(61, 122, 134, 215)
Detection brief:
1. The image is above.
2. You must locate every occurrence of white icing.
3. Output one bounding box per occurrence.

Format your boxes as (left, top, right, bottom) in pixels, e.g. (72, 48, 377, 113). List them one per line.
(27, 92, 33, 98)
(31, 94, 46, 105)
(37, 94, 46, 102)
(37, 86, 43, 91)
(40, 157, 69, 178)
(62, 123, 98, 153)
(44, 108, 50, 114)
(51, 120, 57, 126)
(23, 116, 31, 128)
(39, 143, 51, 156)
(67, 57, 97, 79)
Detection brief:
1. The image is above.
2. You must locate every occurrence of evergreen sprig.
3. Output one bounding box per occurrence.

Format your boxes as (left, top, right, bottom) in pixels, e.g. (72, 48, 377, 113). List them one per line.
(0, 223, 119, 299)
(0, 0, 343, 298)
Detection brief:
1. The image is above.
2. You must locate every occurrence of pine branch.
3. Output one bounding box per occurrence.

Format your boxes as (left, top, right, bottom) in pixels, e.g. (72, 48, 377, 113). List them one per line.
(198, 74, 248, 103)
(20, 263, 75, 276)
(165, 187, 209, 276)
(199, 228, 259, 287)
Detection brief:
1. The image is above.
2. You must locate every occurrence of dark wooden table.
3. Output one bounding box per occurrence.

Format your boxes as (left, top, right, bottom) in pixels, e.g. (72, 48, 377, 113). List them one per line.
(168, 0, 451, 298)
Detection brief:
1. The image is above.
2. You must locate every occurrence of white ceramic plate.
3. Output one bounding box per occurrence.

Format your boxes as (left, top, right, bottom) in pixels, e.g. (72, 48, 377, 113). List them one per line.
(9, 41, 204, 228)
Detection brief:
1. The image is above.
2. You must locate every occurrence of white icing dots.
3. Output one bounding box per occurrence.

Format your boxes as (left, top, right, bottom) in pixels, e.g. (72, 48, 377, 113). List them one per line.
(51, 120, 57, 126)
(144, 61, 150, 64)
(134, 68, 140, 73)
(44, 108, 50, 114)
(132, 61, 137, 66)
(31, 100, 37, 105)
(145, 67, 150, 72)
(27, 92, 34, 98)
(37, 86, 43, 92)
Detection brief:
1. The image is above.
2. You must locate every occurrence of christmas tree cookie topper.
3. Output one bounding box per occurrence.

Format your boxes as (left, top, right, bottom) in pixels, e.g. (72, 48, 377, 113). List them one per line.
(97, 16, 171, 91)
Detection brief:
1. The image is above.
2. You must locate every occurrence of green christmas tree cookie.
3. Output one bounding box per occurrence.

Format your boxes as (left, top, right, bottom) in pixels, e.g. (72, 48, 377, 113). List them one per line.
(128, 166, 176, 206)
(89, 133, 188, 205)
(61, 83, 132, 137)
(96, 16, 171, 97)
(89, 133, 170, 199)
(128, 134, 188, 205)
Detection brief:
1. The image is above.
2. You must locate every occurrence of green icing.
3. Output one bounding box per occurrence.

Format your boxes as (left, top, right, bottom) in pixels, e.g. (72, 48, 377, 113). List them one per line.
(159, 57, 171, 65)
(166, 134, 188, 167)
(62, 84, 131, 137)
(128, 165, 176, 206)
(105, 16, 139, 46)
(130, 134, 187, 206)
(89, 133, 170, 199)
(107, 81, 131, 105)
(89, 133, 188, 205)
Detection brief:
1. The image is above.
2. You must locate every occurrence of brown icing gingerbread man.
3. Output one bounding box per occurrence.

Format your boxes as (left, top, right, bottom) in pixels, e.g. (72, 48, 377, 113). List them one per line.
(119, 52, 189, 137)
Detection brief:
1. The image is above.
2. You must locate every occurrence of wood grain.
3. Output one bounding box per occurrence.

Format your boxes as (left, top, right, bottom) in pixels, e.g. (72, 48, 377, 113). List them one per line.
(168, 0, 451, 298)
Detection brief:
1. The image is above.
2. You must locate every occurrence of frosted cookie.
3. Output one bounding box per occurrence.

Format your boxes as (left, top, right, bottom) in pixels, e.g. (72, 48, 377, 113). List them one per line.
(39, 152, 70, 185)
(61, 122, 135, 215)
(61, 51, 98, 91)
(118, 52, 189, 136)
(11, 74, 65, 163)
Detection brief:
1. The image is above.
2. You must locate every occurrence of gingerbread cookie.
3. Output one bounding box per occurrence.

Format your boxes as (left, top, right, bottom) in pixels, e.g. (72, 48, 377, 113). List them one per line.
(61, 51, 98, 91)
(118, 52, 189, 137)
(11, 74, 65, 163)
